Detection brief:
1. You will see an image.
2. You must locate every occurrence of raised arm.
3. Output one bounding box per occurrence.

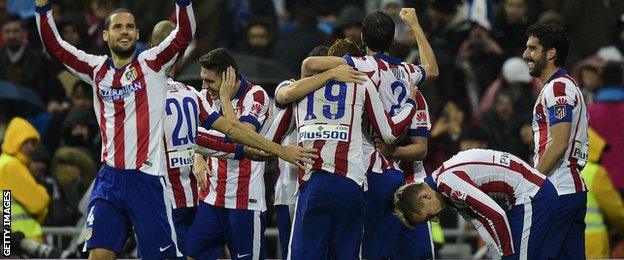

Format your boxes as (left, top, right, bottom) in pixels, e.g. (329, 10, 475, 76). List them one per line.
(399, 8, 439, 81)
(364, 82, 416, 144)
(143, 0, 196, 72)
(35, 0, 102, 84)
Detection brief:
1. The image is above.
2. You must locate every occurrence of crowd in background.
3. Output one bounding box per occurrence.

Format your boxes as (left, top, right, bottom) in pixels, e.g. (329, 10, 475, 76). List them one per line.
(1, 0, 624, 257)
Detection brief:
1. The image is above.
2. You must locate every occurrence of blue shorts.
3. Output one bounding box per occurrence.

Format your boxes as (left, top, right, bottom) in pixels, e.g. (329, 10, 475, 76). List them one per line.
(275, 204, 294, 259)
(84, 165, 181, 259)
(505, 179, 559, 260)
(362, 169, 405, 259)
(185, 201, 266, 259)
(545, 191, 587, 259)
(172, 207, 196, 257)
(393, 222, 434, 260)
(289, 171, 365, 260)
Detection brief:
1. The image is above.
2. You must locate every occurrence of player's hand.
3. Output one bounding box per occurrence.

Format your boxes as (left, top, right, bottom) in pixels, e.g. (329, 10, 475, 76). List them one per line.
(278, 145, 318, 170)
(329, 65, 367, 84)
(399, 8, 420, 27)
(193, 153, 209, 189)
(35, 0, 48, 7)
(373, 136, 397, 158)
(219, 66, 238, 100)
(244, 146, 274, 161)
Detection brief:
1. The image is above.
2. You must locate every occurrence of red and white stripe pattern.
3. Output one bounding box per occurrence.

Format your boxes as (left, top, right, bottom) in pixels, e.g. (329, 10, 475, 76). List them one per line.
(264, 80, 298, 206)
(400, 90, 431, 183)
(163, 78, 220, 209)
(344, 54, 426, 173)
(198, 79, 271, 211)
(532, 69, 588, 195)
(36, 0, 195, 176)
(430, 149, 547, 256)
(294, 77, 416, 187)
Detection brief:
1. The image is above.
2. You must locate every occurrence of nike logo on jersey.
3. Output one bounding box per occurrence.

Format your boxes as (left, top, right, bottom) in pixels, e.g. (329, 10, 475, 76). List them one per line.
(237, 253, 251, 258)
(159, 244, 172, 252)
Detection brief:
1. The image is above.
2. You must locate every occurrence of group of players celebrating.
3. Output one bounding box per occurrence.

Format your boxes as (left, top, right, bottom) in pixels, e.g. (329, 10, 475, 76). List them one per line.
(34, 0, 589, 259)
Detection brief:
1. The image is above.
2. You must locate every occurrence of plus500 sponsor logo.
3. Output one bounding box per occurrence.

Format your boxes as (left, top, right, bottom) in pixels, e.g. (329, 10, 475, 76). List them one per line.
(299, 125, 350, 142)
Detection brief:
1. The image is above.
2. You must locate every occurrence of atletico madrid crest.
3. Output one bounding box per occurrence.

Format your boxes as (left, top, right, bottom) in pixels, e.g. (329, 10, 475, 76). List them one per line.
(554, 105, 567, 120)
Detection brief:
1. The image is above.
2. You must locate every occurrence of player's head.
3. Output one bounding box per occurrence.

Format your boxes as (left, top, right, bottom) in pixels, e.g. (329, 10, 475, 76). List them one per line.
(361, 11, 395, 53)
(394, 182, 445, 227)
(2, 14, 26, 51)
(328, 38, 363, 57)
(459, 126, 489, 151)
(307, 45, 328, 57)
(523, 23, 569, 77)
(103, 8, 139, 59)
(199, 48, 239, 99)
(150, 20, 181, 75)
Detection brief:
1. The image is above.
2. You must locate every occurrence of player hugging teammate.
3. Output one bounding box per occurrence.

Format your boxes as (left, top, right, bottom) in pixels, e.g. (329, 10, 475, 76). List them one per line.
(34, 0, 588, 258)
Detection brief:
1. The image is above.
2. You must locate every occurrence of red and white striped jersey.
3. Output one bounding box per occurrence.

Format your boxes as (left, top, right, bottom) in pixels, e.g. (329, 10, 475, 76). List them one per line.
(265, 80, 298, 206)
(294, 76, 417, 187)
(399, 90, 432, 183)
(198, 77, 271, 211)
(532, 69, 588, 195)
(427, 149, 547, 256)
(344, 53, 426, 173)
(163, 78, 220, 209)
(36, 0, 195, 176)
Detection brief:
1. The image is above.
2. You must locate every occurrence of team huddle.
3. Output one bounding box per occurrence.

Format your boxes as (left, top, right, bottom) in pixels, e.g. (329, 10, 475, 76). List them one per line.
(34, 0, 589, 259)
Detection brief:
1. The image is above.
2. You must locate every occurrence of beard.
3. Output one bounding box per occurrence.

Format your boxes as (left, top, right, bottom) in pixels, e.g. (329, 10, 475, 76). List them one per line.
(109, 43, 137, 59)
(527, 55, 547, 77)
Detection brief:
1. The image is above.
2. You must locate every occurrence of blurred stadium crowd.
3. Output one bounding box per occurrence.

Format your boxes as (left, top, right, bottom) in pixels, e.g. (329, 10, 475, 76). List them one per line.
(1, 0, 624, 258)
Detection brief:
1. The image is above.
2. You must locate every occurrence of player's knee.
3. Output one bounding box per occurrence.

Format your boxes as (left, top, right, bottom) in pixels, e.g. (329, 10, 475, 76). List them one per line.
(88, 248, 116, 260)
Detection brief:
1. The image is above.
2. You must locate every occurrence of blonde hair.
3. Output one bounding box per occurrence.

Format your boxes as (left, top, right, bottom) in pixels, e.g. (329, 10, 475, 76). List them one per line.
(393, 182, 427, 228)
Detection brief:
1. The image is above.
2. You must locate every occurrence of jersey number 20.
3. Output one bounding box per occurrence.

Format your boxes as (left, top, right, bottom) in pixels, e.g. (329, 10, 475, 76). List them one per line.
(166, 97, 199, 146)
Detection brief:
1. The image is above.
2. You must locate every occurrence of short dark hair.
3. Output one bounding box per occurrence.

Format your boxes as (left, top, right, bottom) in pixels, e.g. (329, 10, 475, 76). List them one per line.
(307, 45, 328, 57)
(601, 61, 623, 86)
(328, 38, 363, 57)
(361, 11, 395, 53)
(2, 14, 24, 29)
(104, 8, 133, 30)
(526, 23, 569, 67)
(199, 47, 239, 75)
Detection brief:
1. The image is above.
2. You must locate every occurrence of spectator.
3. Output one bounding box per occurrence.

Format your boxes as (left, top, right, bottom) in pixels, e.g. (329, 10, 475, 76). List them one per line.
(85, 0, 115, 54)
(426, 100, 465, 172)
(0, 117, 50, 241)
(0, 14, 61, 104)
(239, 17, 277, 58)
(575, 64, 601, 105)
(59, 107, 99, 162)
(29, 144, 60, 201)
(582, 128, 624, 259)
(493, 0, 531, 59)
(333, 5, 364, 44)
(46, 147, 95, 226)
(478, 57, 539, 119)
(480, 91, 526, 156)
(588, 61, 624, 194)
(457, 23, 504, 96)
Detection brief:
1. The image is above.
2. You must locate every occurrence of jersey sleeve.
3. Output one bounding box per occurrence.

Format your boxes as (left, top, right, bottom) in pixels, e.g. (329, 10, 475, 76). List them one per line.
(262, 104, 295, 143)
(363, 81, 416, 144)
(195, 127, 241, 159)
(141, 0, 195, 73)
(239, 87, 270, 132)
(408, 91, 431, 137)
(192, 88, 221, 130)
(404, 63, 427, 87)
(274, 79, 294, 108)
(543, 80, 576, 126)
(437, 172, 514, 256)
(36, 4, 104, 84)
